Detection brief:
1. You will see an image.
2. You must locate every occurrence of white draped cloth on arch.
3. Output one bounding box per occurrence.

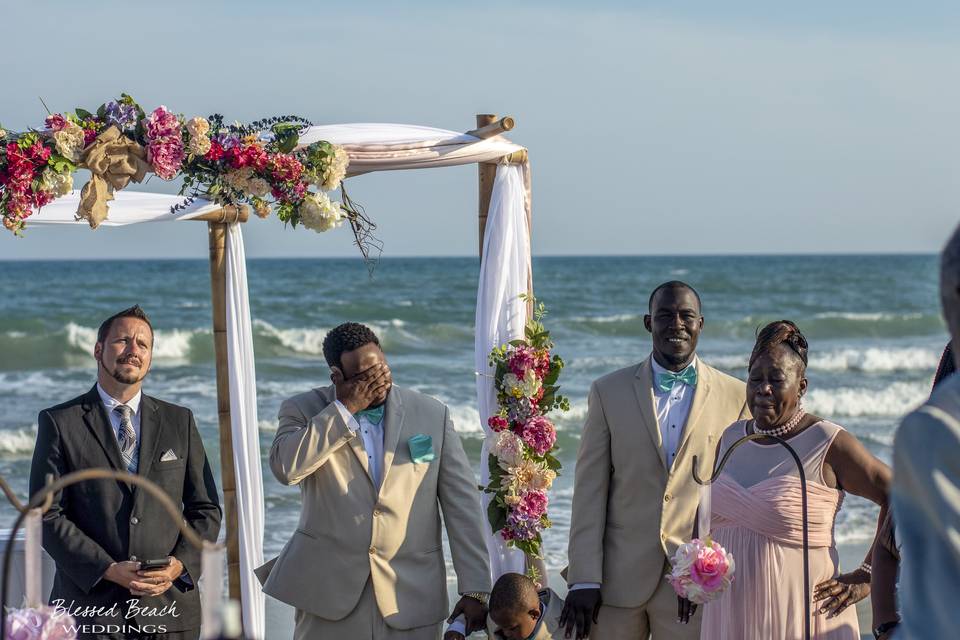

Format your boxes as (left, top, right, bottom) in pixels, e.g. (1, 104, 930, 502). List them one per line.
(23, 122, 534, 624)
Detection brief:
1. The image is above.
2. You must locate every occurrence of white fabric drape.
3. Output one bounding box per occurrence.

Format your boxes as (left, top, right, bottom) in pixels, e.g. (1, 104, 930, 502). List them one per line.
(224, 224, 266, 638)
(25, 191, 223, 226)
(299, 123, 524, 175)
(475, 164, 532, 582)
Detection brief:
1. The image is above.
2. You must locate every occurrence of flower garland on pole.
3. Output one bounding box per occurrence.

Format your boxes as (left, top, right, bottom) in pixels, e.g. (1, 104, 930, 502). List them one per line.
(484, 297, 569, 559)
(0, 94, 377, 256)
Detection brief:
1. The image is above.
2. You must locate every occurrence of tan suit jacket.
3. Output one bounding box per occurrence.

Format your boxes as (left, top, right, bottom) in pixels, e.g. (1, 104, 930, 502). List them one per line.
(257, 385, 490, 630)
(566, 356, 749, 608)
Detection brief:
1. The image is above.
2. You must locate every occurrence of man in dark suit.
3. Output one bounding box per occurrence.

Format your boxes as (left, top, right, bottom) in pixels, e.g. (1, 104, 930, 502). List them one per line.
(29, 305, 221, 640)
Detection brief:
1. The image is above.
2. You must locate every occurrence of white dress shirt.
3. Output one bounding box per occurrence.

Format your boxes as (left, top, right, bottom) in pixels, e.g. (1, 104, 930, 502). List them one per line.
(569, 356, 699, 593)
(334, 400, 385, 488)
(96, 383, 142, 457)
(650, 355, 698, 468)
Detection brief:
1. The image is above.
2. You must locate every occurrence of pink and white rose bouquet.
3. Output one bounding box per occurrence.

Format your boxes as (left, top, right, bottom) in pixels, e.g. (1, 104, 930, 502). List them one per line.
(666, 537, 735, 604)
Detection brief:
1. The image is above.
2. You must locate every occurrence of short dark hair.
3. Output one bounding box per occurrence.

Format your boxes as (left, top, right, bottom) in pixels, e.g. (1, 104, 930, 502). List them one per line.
(96, 305, 154, 344)
(322, 322, 381, 369)
(489, 573, 539, 617)
(749, 320, 808, 370)
(648, 281, 702, 313)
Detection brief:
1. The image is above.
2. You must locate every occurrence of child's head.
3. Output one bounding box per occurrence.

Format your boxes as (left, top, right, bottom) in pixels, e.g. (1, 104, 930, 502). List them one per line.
(489, 573, 541, 639)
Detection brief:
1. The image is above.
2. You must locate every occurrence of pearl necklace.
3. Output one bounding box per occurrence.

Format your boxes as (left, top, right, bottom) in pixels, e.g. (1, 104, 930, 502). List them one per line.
(753, 408, 806, 438)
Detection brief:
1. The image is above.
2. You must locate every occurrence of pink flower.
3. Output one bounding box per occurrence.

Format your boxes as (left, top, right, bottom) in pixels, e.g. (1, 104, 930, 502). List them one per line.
(518, 490, 548, 519)
(83, 128, 98, 146)
(44, 114, 67, 132)
(144, 106, 181, 139)
(147, 138, 184, 180)
(520, 415, 556, 456)
(269, 153, 304, 183)
(508, 345, 537, 377)
(534, 350, 551, 378)
(690, 544, 731, 591)
(205, 139, 225, 161)
(488, 415, 509, 433)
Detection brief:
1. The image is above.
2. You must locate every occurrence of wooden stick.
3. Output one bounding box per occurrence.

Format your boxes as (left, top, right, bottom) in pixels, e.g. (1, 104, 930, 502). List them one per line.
(466, 116, 515, 139)
(476, 114, 499, 258)
(207, 222, 241, 604)
(190, 205, 250, 224)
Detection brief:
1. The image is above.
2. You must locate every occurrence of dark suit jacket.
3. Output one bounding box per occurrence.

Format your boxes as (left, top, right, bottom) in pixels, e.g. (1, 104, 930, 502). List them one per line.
(29, 386, 222, 633)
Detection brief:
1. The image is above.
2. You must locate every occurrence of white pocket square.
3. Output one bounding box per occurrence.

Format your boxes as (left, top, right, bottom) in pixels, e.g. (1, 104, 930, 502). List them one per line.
(160, 449, 178, 462)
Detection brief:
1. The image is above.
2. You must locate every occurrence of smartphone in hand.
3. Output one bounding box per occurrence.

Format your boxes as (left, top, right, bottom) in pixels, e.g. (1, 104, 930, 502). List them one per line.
(139, 557, 172, 571)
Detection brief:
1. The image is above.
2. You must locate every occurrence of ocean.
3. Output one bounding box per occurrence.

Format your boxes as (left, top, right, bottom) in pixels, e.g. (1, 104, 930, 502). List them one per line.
(0, 254, 945, 582)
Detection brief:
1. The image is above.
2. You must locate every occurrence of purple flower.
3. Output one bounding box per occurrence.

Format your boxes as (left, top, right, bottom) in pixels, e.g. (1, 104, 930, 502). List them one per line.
(103, 101, 139, 130)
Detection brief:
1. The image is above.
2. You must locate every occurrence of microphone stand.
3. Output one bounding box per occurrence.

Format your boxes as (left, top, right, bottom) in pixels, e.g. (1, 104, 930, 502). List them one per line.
(692, 433, 811, 640)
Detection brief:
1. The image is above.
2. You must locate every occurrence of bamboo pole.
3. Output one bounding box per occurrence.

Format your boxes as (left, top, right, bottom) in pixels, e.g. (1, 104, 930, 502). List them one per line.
(207, 222, 241, 604)
(476, 114, 499, 258)
(190, 205, 250, 224)
(467, 116, 515, 139)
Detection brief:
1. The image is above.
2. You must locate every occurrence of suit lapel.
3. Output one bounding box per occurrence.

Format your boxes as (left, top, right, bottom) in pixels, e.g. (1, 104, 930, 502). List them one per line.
(633, 359, 666, 471)
(81, 386, 125, 472)
(136, 396, 162, 479)
(673, 362, 712, 471)
(378, 388, 405, 492)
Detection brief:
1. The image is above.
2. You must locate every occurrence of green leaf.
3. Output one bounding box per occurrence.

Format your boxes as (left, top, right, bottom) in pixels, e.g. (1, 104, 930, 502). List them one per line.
(487, 499, 507, 533)
(75, 108, 92, 120)
(543, 452, 563, 472)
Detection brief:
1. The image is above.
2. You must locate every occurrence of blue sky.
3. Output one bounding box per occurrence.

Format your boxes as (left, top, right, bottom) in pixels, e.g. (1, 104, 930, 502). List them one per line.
(2, 1, 958, 259)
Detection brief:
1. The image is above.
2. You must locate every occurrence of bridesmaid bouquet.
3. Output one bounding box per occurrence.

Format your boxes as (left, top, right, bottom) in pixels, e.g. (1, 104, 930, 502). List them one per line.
(666, 538, 736, 604)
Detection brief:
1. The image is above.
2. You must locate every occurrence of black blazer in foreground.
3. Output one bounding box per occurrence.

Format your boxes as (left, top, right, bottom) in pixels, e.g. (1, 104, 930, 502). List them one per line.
(29, 385, 222, 633)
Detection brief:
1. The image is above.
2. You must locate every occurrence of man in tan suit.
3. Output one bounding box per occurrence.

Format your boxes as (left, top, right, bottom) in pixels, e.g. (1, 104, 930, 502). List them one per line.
(892, 224, 960, 640)
(257, 322, 491, 639)
(561, 282, 749, 639)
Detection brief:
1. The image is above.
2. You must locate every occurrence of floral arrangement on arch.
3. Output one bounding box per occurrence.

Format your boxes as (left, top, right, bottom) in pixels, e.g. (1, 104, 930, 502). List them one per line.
(0, 94, 378, 256)
(484, 297, 569, 558)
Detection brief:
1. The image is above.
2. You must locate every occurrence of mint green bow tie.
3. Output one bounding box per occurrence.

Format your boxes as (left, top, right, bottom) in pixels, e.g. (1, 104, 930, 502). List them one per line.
(355, 405, 385, 424)
(656, 366, 697, 393)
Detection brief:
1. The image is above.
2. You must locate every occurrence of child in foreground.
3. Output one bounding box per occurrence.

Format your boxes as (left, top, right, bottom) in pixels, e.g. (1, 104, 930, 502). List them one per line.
(446, 573, 563, 640)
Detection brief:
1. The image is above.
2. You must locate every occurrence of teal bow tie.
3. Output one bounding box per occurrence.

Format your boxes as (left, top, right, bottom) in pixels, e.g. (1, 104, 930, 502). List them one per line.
(655, 366, 698, 393)
(355, 405, 385, 424)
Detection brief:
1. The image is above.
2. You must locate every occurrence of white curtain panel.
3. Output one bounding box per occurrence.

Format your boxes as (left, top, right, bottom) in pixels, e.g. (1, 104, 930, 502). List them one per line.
(224, 224, 266, 638)
(299, 123, 524, 176)
(24, 191, 224, 226)
(474, 164, 532, 582)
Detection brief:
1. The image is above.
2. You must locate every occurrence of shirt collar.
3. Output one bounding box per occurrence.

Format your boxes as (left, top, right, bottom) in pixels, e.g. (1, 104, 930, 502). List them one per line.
(650, 354, 698, 379)
(96, 383, 142, 416)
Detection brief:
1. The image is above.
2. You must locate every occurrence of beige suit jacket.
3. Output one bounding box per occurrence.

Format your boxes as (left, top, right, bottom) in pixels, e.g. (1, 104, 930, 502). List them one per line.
(566, 356, 749, 608)
(257, 385, 490, 630)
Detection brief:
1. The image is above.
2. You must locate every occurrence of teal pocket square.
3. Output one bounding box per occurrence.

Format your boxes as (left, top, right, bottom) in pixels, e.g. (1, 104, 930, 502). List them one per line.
(408, 434, 435, 464)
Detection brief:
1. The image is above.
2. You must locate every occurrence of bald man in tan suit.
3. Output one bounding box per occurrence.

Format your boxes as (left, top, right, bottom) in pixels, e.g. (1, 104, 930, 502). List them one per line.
(257, 323, 490, 639)
(562, 282, 749, 639)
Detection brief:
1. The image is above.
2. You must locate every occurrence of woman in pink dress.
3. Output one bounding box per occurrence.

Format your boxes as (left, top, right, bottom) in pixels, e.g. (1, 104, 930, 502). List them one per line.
(688, 321, 894, 640)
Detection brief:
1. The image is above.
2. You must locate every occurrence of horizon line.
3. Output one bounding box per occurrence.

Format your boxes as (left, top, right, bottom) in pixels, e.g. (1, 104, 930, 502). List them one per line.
(0, 250, 940, 262)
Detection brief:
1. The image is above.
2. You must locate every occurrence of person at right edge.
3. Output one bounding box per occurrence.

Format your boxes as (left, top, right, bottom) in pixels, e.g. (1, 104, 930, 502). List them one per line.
(561, 281, 749, 639)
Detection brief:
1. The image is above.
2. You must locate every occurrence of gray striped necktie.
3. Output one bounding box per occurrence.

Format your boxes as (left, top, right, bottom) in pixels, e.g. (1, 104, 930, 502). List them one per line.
(114, 404, 138, 473)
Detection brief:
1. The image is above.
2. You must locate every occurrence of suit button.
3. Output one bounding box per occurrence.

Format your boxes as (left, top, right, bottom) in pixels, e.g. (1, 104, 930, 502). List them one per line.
(131, 516, 140, 525)
(373, 508, 382, 517)
(130, 555, 138, 561)
(663, 494, 671, 502)
(368, 547, 376, 555)
(660, 534, 666, 542)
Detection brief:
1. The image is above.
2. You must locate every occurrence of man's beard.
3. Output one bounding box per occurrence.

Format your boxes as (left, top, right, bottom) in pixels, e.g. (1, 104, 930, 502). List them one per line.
(101, 360, 146, 385)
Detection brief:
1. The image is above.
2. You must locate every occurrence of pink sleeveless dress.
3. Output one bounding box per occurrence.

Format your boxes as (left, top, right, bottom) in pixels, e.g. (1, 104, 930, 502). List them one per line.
(700, 420, 859, 640)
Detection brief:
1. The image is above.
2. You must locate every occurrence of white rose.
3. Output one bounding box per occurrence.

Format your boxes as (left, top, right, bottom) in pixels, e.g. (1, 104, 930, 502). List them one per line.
(52, 121, 85, 162)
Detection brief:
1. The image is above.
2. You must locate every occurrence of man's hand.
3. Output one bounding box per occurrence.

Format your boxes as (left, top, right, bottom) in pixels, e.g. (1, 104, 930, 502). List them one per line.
(331, 363, 392, 415)
(129, 556, 183, 597)
(677, 595, 698, 624)
(447, 596, 487, 634)
(103, 561, 143, 590)
(814, 569, 870, 619)
(559, 588, 602, 639)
